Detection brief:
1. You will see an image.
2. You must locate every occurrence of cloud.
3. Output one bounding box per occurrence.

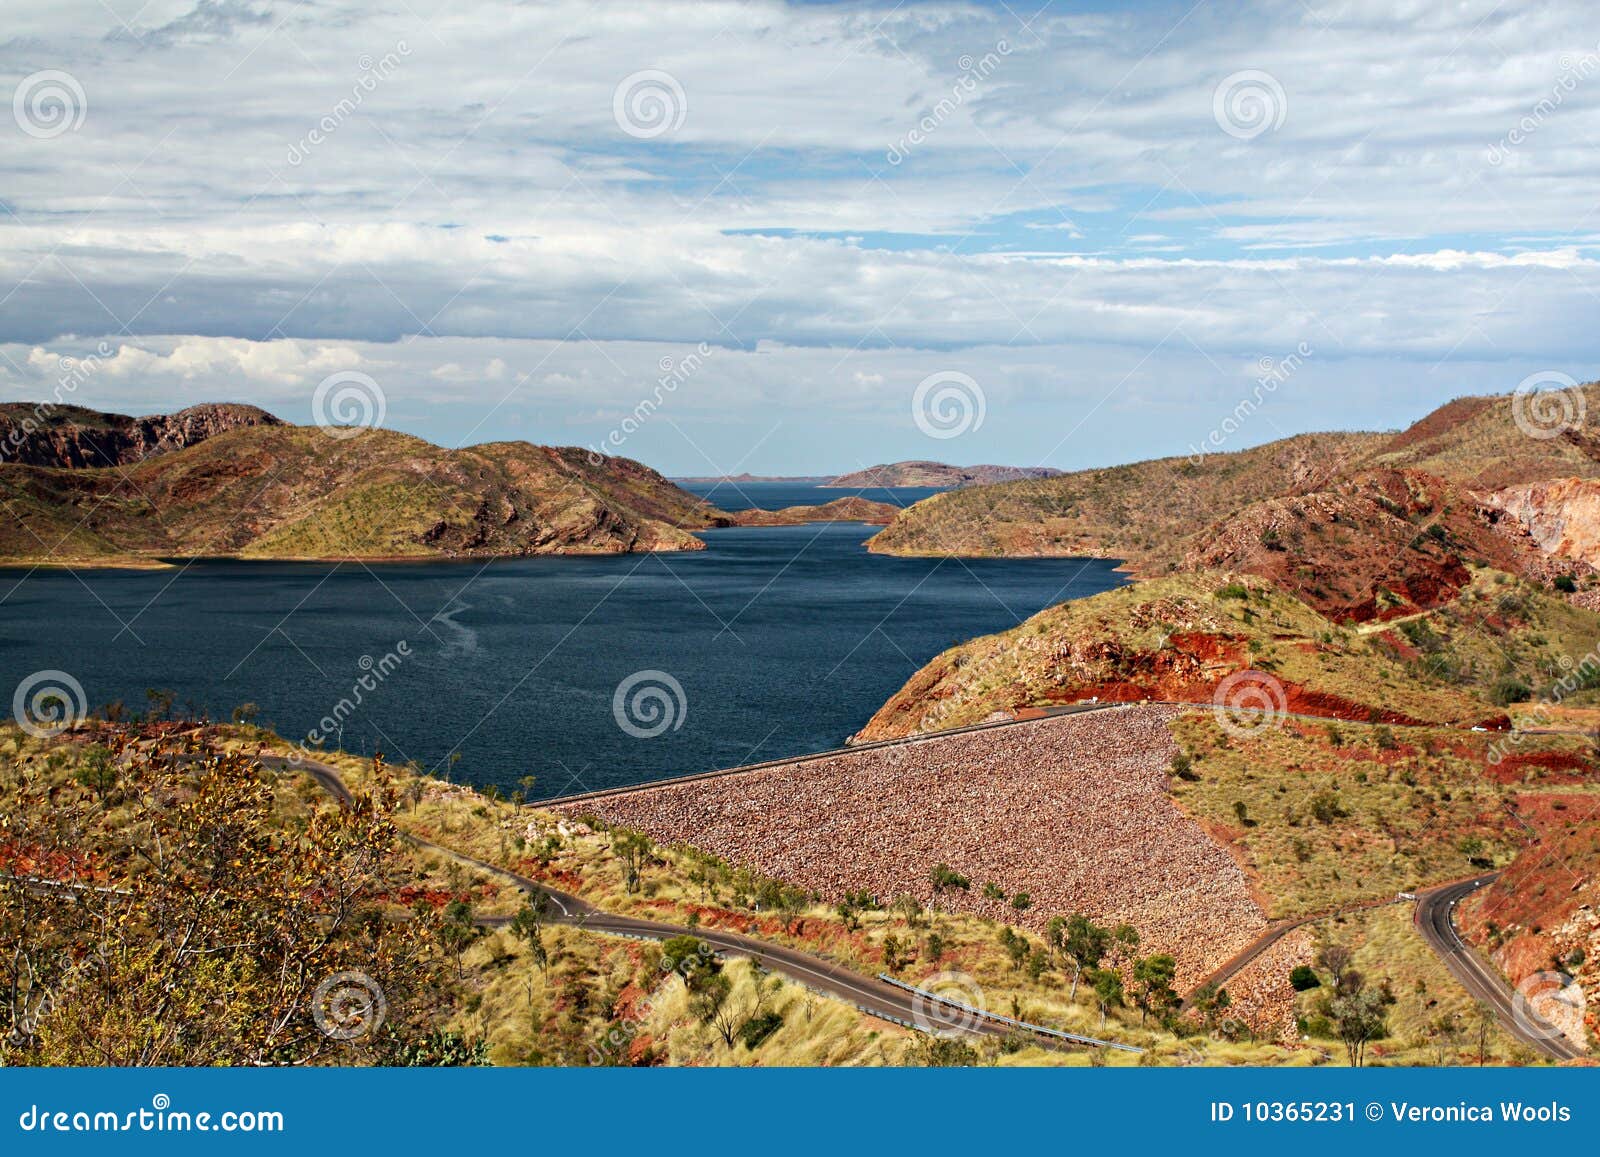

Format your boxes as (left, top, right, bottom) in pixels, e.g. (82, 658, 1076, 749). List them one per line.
(3, 0, 1600, 464)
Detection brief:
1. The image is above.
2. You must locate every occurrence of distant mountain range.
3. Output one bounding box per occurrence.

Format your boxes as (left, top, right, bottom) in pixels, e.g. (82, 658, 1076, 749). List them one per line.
(823, 461, 1065, 488)
(673, 473, 831, 484)
(674, 462, 1064, 488)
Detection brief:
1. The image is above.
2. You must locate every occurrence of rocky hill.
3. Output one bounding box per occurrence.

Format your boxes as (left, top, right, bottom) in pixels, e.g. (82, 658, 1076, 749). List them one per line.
(853, 569, 1596, 742)
(727, 497, 900, 526)
(1182, 469, 1585, 623)
(0, 402, 280, 468)
(0, 413, 728, 563)
(864, 432, 1383, 563)
(825, 461, 1064, 488)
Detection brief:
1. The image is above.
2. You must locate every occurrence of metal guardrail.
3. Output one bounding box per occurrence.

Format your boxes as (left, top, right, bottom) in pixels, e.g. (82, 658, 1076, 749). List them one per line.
(876, 973, 1145, 1053)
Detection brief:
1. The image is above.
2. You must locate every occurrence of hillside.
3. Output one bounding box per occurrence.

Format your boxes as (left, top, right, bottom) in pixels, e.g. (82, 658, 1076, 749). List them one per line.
(728, 497, 900, 525)
(866, 384, 1600, 568)
(0, 417, 727, 563)
(0, 402, 280, 468)
(1182, 469, 1584, 623)
(826, 461, 1064, 488)
(854, 569, 1600, 742)
(864, 433, 1385, 563)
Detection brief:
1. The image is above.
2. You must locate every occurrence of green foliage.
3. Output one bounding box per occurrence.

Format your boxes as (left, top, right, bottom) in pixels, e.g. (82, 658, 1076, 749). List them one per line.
(929, 862, 971, 892)
(1289, 964, 1321, 991)
(738, 1011, 783, 1049)
(1490, 676, 1533, 706)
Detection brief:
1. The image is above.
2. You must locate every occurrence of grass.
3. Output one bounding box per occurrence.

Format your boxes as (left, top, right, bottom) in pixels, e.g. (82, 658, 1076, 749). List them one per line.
(1167, 712, 1524, 920)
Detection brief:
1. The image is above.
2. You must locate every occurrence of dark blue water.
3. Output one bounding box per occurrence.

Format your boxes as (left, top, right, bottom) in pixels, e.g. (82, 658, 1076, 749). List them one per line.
(0, 489, 1124, 798)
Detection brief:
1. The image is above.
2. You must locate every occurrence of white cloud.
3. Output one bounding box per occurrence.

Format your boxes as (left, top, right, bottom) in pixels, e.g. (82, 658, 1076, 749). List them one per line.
(4, 0, 1600, 464)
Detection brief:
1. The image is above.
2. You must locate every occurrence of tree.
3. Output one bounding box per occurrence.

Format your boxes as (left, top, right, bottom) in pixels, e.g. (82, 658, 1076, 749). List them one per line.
(998, 926, 1029, 970)
(1328, 978, 1394, 1066)
(1059, 914, 1110, 1000)
(929, 863, 970, 893)
(1192, 983, 1232, 1032)
(1131, 954, 1179, 1024)
(1090, 968, 1124, 1028)
(881, 933, 906, 972)
(230, 702, 260, 725)
(692, 971, 737, 1045)
(144, 688, 175, 721)
(1317, 942, 1353, 990)
(439, 899, 477, 976)
(508, 897, 549, 972)
(661, 935, 719, 990)
(73, 744, 117, 800)
(1107, 922, 1141, 968)
(2, 733, 450, 1066)
(613, 828, 653, 894)
(1474, 1001, 1494, 1066)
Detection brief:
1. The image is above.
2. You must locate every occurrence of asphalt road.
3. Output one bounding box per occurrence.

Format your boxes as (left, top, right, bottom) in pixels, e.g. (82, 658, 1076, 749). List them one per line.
(1414, 874, 1586, 1062)
(272, 752, 1127, 1052)
(226, 733, 1589, 1063)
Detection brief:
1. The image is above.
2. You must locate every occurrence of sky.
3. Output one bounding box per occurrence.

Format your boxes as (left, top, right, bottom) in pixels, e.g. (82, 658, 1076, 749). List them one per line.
(3, 0, 1600, 475)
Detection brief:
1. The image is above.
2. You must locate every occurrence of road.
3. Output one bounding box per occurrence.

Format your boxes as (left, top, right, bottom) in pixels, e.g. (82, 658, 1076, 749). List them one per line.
(1414, 874, 1586, 1062)
(230, 725, 1590, 1063)
(270, 752, 1128, 1052)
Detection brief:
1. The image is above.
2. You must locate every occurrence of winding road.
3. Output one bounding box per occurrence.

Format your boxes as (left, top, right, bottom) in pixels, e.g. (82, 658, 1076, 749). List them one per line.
(275, 752, 1125, 1052)
(1414, 874, 1586, 1062)
(268, 711, 1586, 1063)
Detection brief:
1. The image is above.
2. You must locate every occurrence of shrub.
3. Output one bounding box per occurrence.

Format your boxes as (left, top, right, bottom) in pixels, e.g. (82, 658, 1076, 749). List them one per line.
(738, 1011, 783, 1049)
(1215, 582, 1250, 601)
(1490, 676, 1532, 706)
(1555, 574, 1577, 593)
(1170, 751, 1198, 780)
(1290, 965, 1321, 991)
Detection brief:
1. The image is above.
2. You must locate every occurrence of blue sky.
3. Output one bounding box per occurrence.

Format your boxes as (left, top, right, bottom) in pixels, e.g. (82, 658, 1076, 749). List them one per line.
(3, 0, 1599, 473)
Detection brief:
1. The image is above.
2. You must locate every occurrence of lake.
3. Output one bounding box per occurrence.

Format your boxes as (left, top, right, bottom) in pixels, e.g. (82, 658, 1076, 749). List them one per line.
(0, 484, 1125, 798)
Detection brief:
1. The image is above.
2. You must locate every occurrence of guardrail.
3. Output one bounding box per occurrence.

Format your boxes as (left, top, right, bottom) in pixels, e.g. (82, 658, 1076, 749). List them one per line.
(876, 973, 1144, 1053)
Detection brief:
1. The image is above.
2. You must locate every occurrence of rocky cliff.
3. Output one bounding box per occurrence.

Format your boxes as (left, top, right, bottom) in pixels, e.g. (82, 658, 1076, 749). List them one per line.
(0, 402, 281, 468)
